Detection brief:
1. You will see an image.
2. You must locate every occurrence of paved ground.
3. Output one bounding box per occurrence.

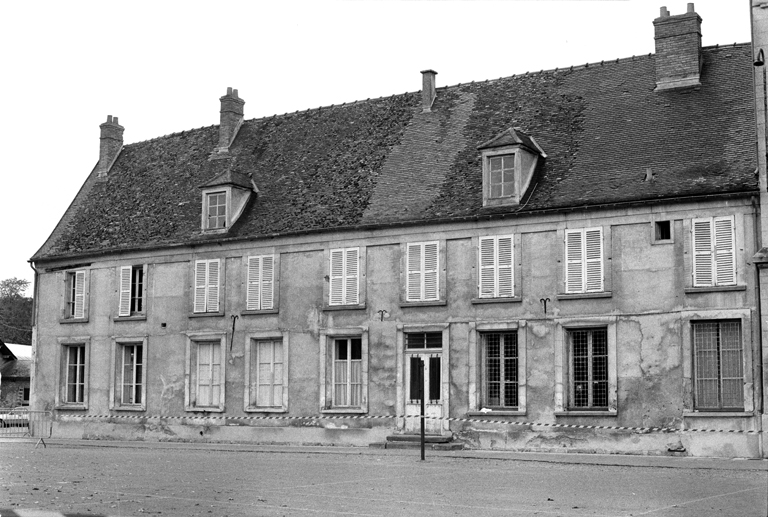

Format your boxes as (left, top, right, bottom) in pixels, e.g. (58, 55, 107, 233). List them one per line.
(1, 440, 767, 516)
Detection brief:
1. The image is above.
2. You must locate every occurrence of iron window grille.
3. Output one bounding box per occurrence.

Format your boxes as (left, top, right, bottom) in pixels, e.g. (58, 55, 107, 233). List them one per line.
(567, 328, 608, 409)
(693, 320, 743, 410)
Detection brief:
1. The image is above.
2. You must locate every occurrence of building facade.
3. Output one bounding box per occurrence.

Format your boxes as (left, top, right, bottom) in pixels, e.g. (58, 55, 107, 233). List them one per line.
(30, 4, 768, 457)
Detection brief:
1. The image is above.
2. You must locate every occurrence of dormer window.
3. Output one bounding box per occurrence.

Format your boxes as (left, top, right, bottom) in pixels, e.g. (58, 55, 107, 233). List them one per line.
(478, 127, 546, 208)
(488, 154, 515, 199)
(206, 191, 228, 229)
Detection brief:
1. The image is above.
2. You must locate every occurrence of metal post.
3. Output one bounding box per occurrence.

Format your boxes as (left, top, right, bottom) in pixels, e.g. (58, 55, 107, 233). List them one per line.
(419, 359, 425, 461)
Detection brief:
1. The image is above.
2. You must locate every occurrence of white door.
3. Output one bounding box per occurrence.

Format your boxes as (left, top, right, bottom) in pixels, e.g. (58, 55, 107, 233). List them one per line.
(405, 353, 443, 434)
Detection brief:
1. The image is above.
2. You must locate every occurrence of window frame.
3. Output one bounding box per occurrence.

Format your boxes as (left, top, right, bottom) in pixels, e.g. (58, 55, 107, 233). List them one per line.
(557, 226, 612, 299)
(401, 241, 446, 306)
(184, 332, 227, 412)
(244, 254, 277, 313)
(191, 258, 225, 316)
(324, 246, 366, 309)
(60, 269, 89, 323)
(691, 320, 744, 411)
(691, 216, 737, 288)
(109, 336, 147, 411)
(116, 264, 148, 319)
(554, 317, 617, 416)
(203, 189, 229, 231)
(244, 331, 289, 412)
(319, 327, 368, 414)
(55, 337, 91, 410)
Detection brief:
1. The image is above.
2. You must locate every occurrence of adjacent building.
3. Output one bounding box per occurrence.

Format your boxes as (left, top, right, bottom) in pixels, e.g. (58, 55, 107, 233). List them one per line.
(29, 4, 768, 457)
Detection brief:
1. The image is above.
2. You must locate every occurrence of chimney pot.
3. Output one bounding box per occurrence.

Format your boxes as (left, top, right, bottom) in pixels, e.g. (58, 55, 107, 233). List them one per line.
(227, 87, 233, 95)
(660, 6, 669, 17)
(421, 69, 438, 113)
(687, 3, 694, 13)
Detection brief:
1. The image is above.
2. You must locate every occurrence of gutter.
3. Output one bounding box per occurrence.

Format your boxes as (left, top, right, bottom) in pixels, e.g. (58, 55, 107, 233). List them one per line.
(31, 190, 760, 266)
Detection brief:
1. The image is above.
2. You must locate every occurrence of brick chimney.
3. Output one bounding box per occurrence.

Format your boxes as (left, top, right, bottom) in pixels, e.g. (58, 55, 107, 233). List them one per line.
(96, 115, 124, 179)
(653, 3, 702, 91)
(421, 70, 437, 112)
(215, 87, 245, 153)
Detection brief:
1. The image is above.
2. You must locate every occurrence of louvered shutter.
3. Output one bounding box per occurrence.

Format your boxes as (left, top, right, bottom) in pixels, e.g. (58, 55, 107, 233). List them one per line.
(423, 242, 439, 300)
(345, 248, 359, 305)
(73, 271, 85, 319)
(207, 260, 220, 312)
(497, 236, 514, 297)
(193, 261, 207, 313)
(118, 266, 132, 317)
(585, 228, 603, 292)
(261, 256, 274, 310)
(714, 216, 735, 286)
(565, 230, 584, 293)
(479, 237, 496, 298)
(246, 257, 261, 311)
(407, 243, 422, 301)
(692, 218, 714, 287)
(330, 249, 345, 305)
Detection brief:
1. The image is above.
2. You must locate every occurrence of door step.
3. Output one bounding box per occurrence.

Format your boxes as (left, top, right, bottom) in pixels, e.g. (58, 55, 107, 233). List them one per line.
(369, 434, 463, 451)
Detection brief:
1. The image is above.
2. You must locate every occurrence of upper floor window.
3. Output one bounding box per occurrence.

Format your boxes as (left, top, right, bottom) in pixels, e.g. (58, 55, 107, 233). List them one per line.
(246, 255, 275, 311)
(193, 259, 221, 313)
(329, 248, 359, 306)
(692, 216, 736, 287)
(206, 191, 227, 230)
(488, 155, 515, 199)
(406, 241, 439, 302)
(61, 270, 88, 322)
(565, 228, 604, 294)
(118, 265, 146, 317)
(479, 235, 514, 298)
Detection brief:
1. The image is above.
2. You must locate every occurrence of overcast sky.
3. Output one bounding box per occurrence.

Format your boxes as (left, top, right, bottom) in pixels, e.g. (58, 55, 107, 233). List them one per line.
(0, 0, 752, 294)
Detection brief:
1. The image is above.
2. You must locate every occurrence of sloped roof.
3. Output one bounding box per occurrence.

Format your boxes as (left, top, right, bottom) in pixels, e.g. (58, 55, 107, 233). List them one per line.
(0, 343, 31, 379)
(33, 44, 758, 261)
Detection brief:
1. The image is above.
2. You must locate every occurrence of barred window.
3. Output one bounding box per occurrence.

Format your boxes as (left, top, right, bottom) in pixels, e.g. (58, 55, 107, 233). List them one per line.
(568, 328, 608, 409)
(693, 321, 743, 410)
(483, 332, 518, 409)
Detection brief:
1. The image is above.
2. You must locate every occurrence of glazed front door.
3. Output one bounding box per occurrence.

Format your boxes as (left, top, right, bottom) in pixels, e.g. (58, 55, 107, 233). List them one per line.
(405, 353, 442, 434)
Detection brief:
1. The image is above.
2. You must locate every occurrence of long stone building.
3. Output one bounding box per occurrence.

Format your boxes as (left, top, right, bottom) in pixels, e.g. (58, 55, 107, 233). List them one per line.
(29, 3, 768, 457)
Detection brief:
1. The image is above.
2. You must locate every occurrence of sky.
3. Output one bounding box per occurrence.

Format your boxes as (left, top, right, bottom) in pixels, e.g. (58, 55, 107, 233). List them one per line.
(0, 0, 752, 295)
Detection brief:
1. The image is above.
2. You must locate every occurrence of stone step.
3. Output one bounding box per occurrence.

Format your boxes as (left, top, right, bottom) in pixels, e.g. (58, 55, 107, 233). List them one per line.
(386, 434, 453, 444)
(369, 441, 464, 451)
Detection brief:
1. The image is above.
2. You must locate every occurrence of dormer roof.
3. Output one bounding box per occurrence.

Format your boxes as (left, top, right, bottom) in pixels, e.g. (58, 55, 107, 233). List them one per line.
(198, 169, 254, 191)
(477, 127, 546, 157)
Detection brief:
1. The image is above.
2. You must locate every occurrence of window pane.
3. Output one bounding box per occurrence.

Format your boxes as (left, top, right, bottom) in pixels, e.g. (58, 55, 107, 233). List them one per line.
(489, 157, 501, 171)
(335, 339, 348, 360)
(429, 356, 441, 401)
(409, 357, 422, 401)
(351, 339, 362, 360)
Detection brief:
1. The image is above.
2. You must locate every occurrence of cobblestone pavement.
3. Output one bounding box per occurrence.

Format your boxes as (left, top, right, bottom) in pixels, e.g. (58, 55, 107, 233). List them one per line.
(1, 441, 767, 516)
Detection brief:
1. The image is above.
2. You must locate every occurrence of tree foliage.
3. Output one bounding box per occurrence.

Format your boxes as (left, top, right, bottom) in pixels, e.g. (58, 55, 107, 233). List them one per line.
(0, 277, 33, 345)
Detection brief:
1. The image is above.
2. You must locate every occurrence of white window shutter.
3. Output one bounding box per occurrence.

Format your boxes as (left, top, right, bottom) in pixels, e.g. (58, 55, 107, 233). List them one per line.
(193, 261, 207, 313)
(423, 242, 439, 300)
(207, 260, 220, 312)
(479, 237, 496, 298)
(345, 248, 359, 305)
(407, 243, 422, 301)
(330, 249, 345, 305)
(565, 230, 584, 293)
(261, 256, 274, 310)
(584, 228, 603, 292)
(118, 266, 132, 317)
(497, 236, 514, 297)
(714, 216, 736, 286)
(73, 271, 85, 319)
(692, 218, 714, 287)
(246, 257, 261, 311)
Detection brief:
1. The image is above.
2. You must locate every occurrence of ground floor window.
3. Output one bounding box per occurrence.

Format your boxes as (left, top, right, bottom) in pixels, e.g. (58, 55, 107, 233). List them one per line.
(57, 338, 90, 409)
(333, 338, 362, 407)
(251, 339, 284, 408)
(111, 338, 147, 410)
(482, 332, 518, 409)
(185, 333, 226, 411)
(567, 328, 608, 409)
(693, 320, 743, 410)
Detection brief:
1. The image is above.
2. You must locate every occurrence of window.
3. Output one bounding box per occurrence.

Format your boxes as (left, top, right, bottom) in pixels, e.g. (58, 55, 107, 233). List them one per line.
(193, 259, 221, 313)
(693, 321, 743, 410)
(333, 338, 362, 407)
(692, 216, 736, 287)
(64, 270, 86, 320)
(482, 332, 518, 409)
(655, 220, 671, 242)
(406, 241, 439, 302)
(206, 191, 227, 230)
(479, 236, 514, 298)
(21, 388, 30, 406)
(111, 340, 146, 410)
(567, 328, 608, 409)
(320, 328, 368, 413)
(488, 154, 515, 199)
(118, 265, 146, 317)
(329, 248, 359, 306)
(565, 228, 603, 294)
(185, 333, 226, 411)
(405, 332, 443, 350)
(56, 338, 90, 409)
(246, 255, 274, 311)
(247, 338, 285, 410)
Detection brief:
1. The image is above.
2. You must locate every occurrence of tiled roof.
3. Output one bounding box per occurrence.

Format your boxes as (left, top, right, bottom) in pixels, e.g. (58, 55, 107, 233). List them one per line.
(33, 45, 758, 261)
